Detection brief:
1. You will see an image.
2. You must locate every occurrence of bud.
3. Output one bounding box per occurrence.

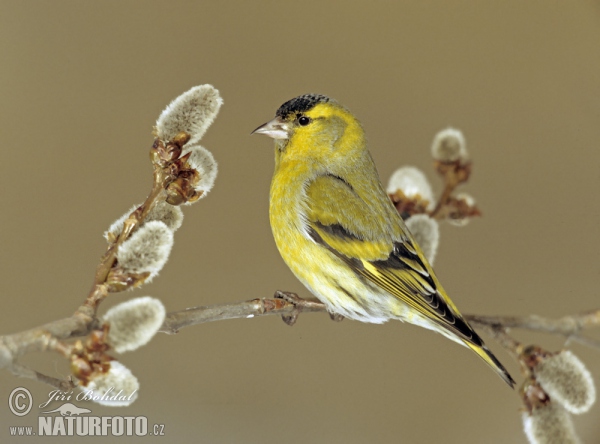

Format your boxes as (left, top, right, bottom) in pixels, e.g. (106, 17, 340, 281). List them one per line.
(387, 166, 434, 210)
(534, 350, 596, 414)
(165, 176, 201, 206)
(183, 144, 218, 200)
(69, 328, 112, 386)
(172, 131, 191, 147)
(80, 361, 139, 407)
(405, 215, 439, 265)
(103, 297, 166, 353)
(522, 403, 581, 444)
(431, 128, 468, 163)
(116, 221, 173, 281)
(456, 192, 475, 207)
(0, 346, 11, 368)
(447, 193, 478, 227)
(105, 204, 137, 243)
(147, 200, 184, 232)
(104, 202, 183, 243)
(155, 84, 223, 145)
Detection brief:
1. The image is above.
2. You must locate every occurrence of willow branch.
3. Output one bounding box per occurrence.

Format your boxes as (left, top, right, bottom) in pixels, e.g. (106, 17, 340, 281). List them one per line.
(83, 167, 166, 312)
(160, 294, 327, 334)
(1, 290, 598, 392)
(0, 311, 96, 363)
(465, 311, 600, 334)
(159, 295, 600, 353)
(0, 136, 191, 373)
(466, 311, 600, 351)
(9, 363, 76, 392)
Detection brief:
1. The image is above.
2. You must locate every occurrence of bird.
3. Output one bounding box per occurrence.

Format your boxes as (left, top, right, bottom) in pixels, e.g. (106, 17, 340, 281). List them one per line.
(252, 93, 515, 388)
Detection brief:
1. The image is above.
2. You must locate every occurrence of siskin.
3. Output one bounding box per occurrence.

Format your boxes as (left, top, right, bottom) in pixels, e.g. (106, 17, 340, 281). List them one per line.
(253, 94, 514, 387)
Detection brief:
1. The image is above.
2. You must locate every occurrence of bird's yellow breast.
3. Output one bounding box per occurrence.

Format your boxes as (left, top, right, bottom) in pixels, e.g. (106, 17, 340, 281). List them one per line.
(269, 157, 314, 273)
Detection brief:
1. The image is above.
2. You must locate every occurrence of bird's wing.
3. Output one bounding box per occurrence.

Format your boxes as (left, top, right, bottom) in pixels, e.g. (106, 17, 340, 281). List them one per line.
(304, 173, 480, 345)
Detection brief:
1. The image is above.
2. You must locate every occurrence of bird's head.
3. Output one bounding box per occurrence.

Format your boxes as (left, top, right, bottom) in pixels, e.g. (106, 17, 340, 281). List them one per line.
(252, 94, 365, 161)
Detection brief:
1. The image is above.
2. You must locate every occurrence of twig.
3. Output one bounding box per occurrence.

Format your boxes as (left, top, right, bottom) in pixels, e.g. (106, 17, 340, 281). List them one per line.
(161, 293, 327, 334)
(568, 335, 600, 350)
(159, 295, 600, 354)
(465, 311, 600, 333)
(1, 290, 598, 392)
(429, 161, 472, 219)
(0, 136, 192, 375)
(84, 161, 167, 311)
(465, 311, 600, 351)
(0, 312, 95, 361)
(9, 363, 76, 392)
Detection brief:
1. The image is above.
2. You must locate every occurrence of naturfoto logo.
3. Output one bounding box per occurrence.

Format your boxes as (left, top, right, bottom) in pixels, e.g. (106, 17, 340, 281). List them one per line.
(8, 387, 165, 438)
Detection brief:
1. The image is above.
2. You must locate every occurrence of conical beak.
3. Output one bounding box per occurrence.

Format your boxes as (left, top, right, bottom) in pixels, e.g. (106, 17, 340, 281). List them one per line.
(251, 116, 290, 139)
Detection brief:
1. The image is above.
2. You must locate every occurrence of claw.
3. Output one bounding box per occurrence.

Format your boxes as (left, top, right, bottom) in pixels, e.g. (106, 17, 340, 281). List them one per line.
(274, 290, 302, 304)
(272, 291, 332, 326)
(281, 314, 299, 326)
(274, 291, 303, 326)
(328, 312, 345, 322)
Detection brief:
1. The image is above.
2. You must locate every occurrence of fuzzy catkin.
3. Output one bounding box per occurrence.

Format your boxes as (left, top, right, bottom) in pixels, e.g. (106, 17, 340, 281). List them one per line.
(447, 192, 477, 227)
(405, 215, 439, 265)
(534, 350, 596, 414)
(522, 403, 581, 444)
(156, 84, 223, 145)
(103, 297, 166, 353)
(387, 166, 434, 209)
(456, 192, 475, 207)
(116, 221, 173, 280)
(431, 128, 468, 162)
(148, 200, 184, 232)
(104, 201, 183, 242)
(184, 144, 218, 198)
(104, 204, 138, 242)
(81, 361, 139, 407)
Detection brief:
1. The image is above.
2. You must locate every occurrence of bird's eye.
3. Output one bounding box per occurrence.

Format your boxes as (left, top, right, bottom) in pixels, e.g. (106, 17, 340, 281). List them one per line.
(298, 116, 311, 126)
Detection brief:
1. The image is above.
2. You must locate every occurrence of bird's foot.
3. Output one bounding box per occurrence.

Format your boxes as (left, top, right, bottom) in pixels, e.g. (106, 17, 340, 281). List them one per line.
(328, 312, 345, 322)
(273, 290, 343, 325)
(274, 290, 304, 326)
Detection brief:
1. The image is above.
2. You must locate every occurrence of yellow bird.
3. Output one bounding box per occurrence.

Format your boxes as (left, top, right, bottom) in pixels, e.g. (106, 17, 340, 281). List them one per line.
(253, 94, 515, 387)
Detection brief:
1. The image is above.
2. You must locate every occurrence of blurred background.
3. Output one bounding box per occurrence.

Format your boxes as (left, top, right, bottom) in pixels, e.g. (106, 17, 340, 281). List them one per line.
(1, 1, 599, 443)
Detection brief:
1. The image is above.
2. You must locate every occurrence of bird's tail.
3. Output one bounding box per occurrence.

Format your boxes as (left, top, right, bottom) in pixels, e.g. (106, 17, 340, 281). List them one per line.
(464, 341, 515, 388)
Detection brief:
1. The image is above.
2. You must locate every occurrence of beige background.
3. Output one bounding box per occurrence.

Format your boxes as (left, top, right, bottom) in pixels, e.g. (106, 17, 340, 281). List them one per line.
(1, 1, 599, 443)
